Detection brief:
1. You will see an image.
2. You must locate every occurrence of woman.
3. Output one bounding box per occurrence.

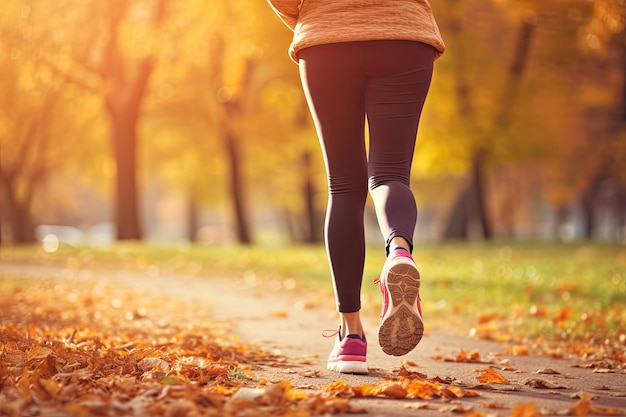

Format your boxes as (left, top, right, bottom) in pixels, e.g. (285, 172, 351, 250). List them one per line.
(266, 0, 445, 374)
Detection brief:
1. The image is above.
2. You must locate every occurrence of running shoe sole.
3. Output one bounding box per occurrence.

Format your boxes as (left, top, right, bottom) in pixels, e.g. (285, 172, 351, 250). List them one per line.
(378, 260, 423, 356)
(327, 360, 369, 374)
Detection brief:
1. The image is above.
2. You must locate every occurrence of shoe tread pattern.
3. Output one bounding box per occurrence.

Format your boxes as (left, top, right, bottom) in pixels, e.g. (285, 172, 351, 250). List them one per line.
(378, 263, 423, 356)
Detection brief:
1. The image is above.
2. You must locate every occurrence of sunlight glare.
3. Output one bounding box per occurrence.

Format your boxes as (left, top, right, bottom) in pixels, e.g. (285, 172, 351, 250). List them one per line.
(42, 233, 60, 253)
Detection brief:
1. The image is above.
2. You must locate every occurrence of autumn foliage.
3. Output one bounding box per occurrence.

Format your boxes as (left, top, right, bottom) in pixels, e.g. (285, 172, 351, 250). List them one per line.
(0, 279, 318, 416)
(1, 271, 625, 416)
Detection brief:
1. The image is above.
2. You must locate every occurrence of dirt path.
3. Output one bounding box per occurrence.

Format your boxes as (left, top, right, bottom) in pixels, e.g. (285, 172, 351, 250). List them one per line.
(1, 262, 625, 416)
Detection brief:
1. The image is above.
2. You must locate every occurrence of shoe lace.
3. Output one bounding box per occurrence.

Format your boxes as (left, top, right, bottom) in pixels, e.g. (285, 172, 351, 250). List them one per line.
(321, 329, 339, 338)
(373, 276, 380, 284)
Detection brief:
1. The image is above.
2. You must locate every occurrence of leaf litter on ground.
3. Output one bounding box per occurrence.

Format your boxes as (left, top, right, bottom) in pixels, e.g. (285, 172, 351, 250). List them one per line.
(2, 277, 605, 417)
(0, 277, 360, 416)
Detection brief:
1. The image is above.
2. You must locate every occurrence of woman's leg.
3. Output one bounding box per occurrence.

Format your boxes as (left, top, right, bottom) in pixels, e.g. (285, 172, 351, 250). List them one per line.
(299, 43, 368, 333)
(365, 41, 434, 253)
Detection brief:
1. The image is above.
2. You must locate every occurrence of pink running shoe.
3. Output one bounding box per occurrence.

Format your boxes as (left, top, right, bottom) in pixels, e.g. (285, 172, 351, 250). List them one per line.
(374, 248, 423, 356)
(323, 329, 368, 374)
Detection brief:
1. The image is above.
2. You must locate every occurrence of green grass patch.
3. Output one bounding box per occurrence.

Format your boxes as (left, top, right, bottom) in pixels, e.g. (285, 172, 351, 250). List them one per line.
(2, 241, 625, 349)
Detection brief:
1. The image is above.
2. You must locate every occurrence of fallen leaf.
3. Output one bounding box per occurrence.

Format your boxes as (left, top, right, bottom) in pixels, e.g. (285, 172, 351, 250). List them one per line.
(593, 368, 616, 374)
(381, 382, 408, 399)
(442, 385, 479, 399)
(476, 367, 510, 384)
(405, 379, 441, 400)
(570, 392, 592, 417)
(405, 402, 430, 410)
(510, 402, 542, 417)
(478, 313, 501, 323)
(325, 381, 356, 398)
(590, 406, 625, 416)
(480, 400, 507, 409)
(398, 362, 427, 379)
(553, 307, 574, 323)
(505, 345, 530, 355)
(533, 368, 561, 375)
(571, 391, 599, 400)
(523, 378, 568, 389)
(352, 384, 379, 397)
(458, 349, 482, 362)
(439, 404, 474, 413)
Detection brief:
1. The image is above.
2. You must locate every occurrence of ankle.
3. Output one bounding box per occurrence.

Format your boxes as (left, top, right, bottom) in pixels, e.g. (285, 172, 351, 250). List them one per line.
(339, 312, 363, 337)
(389, 237, 412, 256)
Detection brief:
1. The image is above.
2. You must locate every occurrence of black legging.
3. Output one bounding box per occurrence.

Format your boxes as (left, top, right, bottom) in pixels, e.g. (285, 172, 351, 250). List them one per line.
(299, 40, 434, 313)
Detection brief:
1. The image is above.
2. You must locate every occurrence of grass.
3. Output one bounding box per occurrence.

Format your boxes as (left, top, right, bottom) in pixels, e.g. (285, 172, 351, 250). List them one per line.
(2, 240, 625, 346)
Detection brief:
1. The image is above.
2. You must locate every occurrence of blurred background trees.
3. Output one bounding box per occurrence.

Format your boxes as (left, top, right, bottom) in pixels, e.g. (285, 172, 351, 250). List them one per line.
(1, 0, 624, 245)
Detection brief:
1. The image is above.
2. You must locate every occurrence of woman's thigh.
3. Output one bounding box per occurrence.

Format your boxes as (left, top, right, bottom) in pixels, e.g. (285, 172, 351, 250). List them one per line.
(299, 43, 369, 194)
(365, 41, 435, 187)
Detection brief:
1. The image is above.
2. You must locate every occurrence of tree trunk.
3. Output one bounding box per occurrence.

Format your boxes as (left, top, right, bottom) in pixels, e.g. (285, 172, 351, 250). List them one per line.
(101, 0, 164, 241)
(218, 57, 256, 245)
(554, 204, 570, 241)
(110, 111, 142, 240)
(442, 182, 471, 239)
(442, 148, 491, 239)
(616, 186, 626, 241)
(443, 18, 535, 240)
(581, 198, 596, 240)
(472, 148, 492, 239)
(223, 129, 252, 244)
(301, 150, 321, 243)
(580, 172, 605, 240)
(186, 191, 199, 243)
(1, 178, 37, 244)
(11, 202, 36, 243)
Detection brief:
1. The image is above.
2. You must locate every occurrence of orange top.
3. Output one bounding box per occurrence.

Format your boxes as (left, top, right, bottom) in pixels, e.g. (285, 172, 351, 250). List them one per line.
(267, 0, 445, 63)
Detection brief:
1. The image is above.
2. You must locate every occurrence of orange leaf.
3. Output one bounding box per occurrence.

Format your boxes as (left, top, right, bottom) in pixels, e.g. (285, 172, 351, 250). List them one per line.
(444, 385, 479, 398)
(590, 406, 625, 416)
(441, 386, 464, 399)
(405, 379, 441, 400)
(480, 401, 507, 409)
(325, 381, 355, 398)
(570, 392, 592, 417)
(381, 383, 407, 399)
(505, 345, 530, 355)
(553, 307, 573, 323)
(510, 403, 542, 417)
(476, 367, 510, 384)
(352, 384, 379, 397)
(478, 313, 500, 323)
(457, 348, 482, 362)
